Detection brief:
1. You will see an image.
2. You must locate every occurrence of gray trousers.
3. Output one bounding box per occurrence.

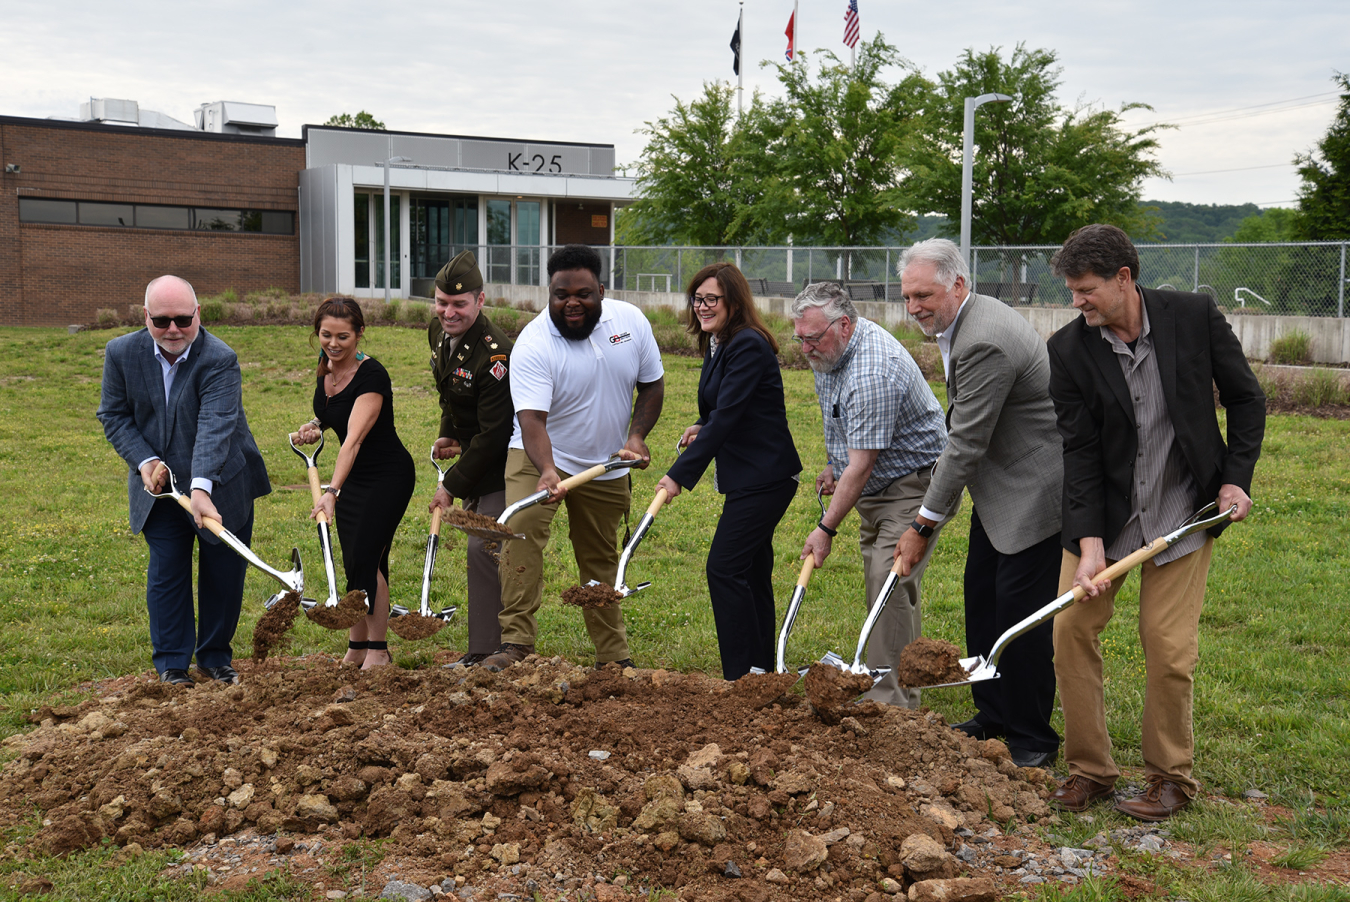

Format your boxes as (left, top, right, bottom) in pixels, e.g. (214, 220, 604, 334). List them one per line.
(855, 468, 950, 708)
(464, 490, 506, 655)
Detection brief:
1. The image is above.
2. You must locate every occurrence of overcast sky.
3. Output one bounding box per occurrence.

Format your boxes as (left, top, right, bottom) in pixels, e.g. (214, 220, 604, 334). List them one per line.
(2, 0, 1346, 210)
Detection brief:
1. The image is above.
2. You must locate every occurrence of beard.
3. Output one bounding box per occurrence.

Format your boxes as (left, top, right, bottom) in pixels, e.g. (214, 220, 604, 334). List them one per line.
(805, 347, 845, 373)
(550, 303, 602, 341)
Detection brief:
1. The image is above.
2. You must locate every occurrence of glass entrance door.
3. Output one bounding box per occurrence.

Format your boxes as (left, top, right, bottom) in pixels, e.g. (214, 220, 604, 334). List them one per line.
(485, 198, 543, 286)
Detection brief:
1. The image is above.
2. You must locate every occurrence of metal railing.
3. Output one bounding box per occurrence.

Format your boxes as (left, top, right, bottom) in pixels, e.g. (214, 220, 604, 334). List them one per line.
(471, 242, 1350, 317)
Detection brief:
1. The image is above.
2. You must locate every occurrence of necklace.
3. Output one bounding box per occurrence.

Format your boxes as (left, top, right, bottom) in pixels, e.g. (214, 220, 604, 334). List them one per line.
(326, 361, 358, 396)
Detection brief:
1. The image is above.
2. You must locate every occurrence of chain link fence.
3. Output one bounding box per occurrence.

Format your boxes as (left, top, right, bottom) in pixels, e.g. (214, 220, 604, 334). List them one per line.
(475, 242, 1350, 317)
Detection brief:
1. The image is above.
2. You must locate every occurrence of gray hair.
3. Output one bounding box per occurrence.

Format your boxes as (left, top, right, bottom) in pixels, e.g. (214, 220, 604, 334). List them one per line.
(791, 281, 857, 324)
(145, 274, 198, 307)
(897, 238, 969, 289)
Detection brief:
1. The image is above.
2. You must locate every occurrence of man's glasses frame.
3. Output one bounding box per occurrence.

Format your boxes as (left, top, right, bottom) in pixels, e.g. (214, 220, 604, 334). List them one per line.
(149, 314, 196, 329)
(792, 318, 842, 346)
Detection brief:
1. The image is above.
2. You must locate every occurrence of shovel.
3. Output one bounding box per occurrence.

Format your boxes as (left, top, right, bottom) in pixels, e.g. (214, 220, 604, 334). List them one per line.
(144, 463, 305, 597)
(814, 551, 921, 685)
(926, 500, 1240, 689)
(288, 432, 368, 625)
(587, 485, 667, 599)
(389, 448, 459, 633)
(448, 455, 645, 541)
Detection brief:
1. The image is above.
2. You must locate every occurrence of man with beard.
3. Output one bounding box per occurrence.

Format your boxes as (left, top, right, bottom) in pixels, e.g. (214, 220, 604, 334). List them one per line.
(428, 250, 515, 666)
(483, 244, 665, 672)
(791, 282, 947, 707)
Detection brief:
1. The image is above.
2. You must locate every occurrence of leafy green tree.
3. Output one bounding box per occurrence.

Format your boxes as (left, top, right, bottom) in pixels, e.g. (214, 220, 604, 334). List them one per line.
(619, 82, 752, 246)
(1292, 72, 1350, 240)
(323, 111, 386, 130)
(743, 36, 927, 248)
(1228, 208, 1297, 243)
(906, 44, 1166, 246)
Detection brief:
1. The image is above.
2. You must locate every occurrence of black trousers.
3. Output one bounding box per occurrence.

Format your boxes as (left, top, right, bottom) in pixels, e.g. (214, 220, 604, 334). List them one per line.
(706, 477, 799, 680)
(965, 509, 1061, 753)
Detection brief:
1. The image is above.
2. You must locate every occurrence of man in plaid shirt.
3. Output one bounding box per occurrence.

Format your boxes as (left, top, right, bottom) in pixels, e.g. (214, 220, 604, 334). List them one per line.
(792, 282, 948, 707)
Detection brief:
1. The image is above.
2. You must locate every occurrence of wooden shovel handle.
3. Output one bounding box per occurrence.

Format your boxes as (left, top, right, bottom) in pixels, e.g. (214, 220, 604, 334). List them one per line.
(430, 504, 443, 537)
(557, 462, 610, 492)
(1071, 537, 1169, 602)
(306, 466, 330, 525)
(796, 555, 815, 587)
(646, 487, 669, 517)
(170, 493, 227, 538)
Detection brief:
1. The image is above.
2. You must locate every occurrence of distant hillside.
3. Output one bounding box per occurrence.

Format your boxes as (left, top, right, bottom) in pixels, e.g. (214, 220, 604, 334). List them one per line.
(1136, 201, 1264, 243)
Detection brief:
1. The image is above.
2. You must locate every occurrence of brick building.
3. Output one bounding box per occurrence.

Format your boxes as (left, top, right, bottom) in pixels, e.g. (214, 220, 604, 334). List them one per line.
(0, 109, 636, 327)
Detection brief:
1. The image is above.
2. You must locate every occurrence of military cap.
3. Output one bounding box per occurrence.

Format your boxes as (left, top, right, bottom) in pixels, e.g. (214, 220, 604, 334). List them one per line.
(435, 250, 484, 296)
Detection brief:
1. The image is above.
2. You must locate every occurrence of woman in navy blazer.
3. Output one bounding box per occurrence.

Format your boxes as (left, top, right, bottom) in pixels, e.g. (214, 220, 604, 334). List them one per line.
(658, 263, 801, 679)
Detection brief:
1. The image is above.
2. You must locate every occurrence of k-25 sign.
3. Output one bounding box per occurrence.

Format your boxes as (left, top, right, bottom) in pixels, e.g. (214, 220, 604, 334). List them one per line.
(508, 153, 563, 173)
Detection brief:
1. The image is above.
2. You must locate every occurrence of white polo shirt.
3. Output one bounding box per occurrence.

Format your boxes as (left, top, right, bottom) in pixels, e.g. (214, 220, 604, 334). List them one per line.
(508, 299, 664, 480)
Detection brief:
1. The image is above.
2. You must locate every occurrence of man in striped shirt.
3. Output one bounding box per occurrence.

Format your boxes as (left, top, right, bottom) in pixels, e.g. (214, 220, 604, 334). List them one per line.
(1045, 224, 1264, 821)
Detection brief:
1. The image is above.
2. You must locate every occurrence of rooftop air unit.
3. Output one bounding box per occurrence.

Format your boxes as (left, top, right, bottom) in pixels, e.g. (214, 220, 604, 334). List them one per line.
(79, 97, 140, 126)
(194, 101, 278, 137)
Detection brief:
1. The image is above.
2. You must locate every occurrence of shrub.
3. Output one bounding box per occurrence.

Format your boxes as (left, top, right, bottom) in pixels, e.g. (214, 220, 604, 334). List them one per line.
(380, 301, 401, 323)
(488, 308, 520, 333)
(1292, 369, 1347, 408)
(401, 301, 429, 325)
(200, 300, 226, 323)
(513, 300, 538, 313)
(1269, 330, 1312, 365)
(218, 288, 239, 304)
(96, 308, 120, 327)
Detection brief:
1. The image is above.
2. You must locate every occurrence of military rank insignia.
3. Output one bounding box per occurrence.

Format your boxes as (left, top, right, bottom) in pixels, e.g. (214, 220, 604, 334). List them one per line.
(490, 361, 507, 381)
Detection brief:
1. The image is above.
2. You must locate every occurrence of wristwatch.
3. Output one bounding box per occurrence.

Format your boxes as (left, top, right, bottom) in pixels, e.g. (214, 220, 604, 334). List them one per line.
(324, 485, 341, 499)
(909, 519, 935, 538)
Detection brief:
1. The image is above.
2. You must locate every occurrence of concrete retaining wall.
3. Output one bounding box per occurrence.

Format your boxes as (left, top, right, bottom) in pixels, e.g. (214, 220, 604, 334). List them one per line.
(483, 283, 1350, 365)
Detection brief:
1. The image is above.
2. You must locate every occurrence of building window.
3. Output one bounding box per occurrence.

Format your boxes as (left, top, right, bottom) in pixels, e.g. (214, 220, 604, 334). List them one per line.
(17, 198, 293, 234)
(353, 192, 400, 291)
(354, 194, 370, 288)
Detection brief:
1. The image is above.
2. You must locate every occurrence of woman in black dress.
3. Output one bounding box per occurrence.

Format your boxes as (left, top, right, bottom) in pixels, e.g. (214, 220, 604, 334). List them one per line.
(294, 298, 415, 669)
(657, 263, 801, 679)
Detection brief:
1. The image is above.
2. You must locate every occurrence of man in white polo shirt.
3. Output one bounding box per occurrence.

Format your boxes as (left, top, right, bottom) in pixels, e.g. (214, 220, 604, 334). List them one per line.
(484, 244, 665, 672)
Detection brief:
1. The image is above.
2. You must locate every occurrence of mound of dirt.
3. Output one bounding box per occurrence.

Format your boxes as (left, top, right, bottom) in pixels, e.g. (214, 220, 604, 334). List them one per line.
(561, 583, 623, 609)
(0, 655, 1055, 899)
(895, 637, 970, 688)
(386, 613, 447, 641)
(305, 590, 368, 631)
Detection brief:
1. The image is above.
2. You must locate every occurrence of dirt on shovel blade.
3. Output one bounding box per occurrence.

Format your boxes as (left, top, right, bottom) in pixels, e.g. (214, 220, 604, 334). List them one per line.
(387, 612, 445, 641)
(445, 507, 517, 537)
(803, 662, 875, 723)
(306, 590, 368, 630)
(251, 591, 301, 662)
(895, 637, 970, 688)
(560, 583, 622, 609)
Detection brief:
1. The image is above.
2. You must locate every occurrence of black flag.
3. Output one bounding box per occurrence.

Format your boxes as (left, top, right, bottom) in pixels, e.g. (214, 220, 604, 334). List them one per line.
(730, 15, 741, 75)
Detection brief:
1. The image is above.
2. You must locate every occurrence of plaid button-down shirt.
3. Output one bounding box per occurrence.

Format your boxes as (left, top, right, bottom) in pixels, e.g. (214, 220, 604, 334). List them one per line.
(814, 317, 947, 497)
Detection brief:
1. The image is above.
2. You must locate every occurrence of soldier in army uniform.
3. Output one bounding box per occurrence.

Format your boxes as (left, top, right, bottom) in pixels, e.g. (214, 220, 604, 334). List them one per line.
(429, 250, 515, 667)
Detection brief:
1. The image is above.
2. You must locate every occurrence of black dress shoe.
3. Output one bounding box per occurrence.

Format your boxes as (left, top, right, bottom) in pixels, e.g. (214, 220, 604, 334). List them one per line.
(196, 664, 239, 685)
(160, 669, 194, 686)
(1010, 746, 1058, 769)
(596, 658, 635, 671)
(951, 718, 1003, 740)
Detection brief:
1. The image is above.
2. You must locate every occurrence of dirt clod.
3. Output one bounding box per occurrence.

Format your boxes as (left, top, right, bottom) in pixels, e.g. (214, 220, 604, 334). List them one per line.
(251, 592, 301, 662)
(561, 583, 623, 609)
(444, 507, 517, 537)
(386, 612, 445, 641)
(895, 637, 970, 688)
(803, 663, 874, 721)
(305, 590, 368, 630)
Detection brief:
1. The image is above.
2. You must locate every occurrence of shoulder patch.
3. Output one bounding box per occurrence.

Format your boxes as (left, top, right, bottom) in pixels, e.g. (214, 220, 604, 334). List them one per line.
(489, 354, 508, 362)
(490, 361, 507, 381)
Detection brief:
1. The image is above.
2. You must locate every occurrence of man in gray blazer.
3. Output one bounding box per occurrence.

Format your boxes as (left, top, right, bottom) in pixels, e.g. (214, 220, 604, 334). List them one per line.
(98, 275, 271, 686)
(896, 239, 1063, 768)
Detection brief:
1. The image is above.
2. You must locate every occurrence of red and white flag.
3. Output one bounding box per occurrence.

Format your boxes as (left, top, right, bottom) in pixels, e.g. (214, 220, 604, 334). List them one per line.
(785, 2, 797, 61)
(843, 0, 860, 49)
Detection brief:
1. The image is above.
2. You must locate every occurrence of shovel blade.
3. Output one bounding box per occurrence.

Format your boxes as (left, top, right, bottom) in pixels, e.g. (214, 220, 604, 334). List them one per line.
(916, 655, 1001, 690)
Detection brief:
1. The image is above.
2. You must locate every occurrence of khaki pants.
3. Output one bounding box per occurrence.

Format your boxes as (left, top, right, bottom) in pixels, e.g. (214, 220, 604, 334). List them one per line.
(855, 468, 948, 708)
(1053, 539, 1213, 796)
(497, 449, 631, 663)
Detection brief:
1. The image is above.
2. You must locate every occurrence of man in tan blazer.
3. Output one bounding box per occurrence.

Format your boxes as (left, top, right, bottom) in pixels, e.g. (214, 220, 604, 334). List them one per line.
(896, 239, 1063, 768)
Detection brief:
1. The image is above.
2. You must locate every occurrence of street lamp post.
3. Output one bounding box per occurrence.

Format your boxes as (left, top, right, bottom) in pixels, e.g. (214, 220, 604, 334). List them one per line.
(960, 93, 1012, 269)
(380, 156, 410, 305)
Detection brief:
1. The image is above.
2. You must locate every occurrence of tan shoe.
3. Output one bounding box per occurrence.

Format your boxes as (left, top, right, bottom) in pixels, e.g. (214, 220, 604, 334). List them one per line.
(1114, 776, 1191, 822)
(1049, 774, 1116, 812)
(481, 642, 535, 672)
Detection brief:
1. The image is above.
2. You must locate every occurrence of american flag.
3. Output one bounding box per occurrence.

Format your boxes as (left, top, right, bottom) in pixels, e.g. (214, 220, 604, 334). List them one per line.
(843, 0, 860, 49)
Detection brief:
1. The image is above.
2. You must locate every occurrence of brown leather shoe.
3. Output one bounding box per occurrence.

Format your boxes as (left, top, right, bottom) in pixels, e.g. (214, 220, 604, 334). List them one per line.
(1049, 775, 1116, 812)
(481, 642, 534, 672)
(1114, 776, 1192, 822)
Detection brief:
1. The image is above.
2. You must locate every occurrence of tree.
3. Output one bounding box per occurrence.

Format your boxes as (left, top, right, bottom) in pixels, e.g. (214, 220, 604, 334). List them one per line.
(905, 44, 1166, 247)
(743, 36, 927, 248)
(324, 111, 385, 130)
(1228, 208, 1297, 243)
(619, 82, 752, 246)
(1292, 72, 1350, 240)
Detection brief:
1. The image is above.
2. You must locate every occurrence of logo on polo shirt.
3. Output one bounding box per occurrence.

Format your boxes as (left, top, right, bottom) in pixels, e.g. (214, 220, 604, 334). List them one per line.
(609, 331, 632, 345)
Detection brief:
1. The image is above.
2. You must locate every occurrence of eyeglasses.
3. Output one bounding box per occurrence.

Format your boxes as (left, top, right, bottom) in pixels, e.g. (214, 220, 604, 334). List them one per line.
(792, 319, 841, 346)
(148, 314, 196, 329)
(689, 294, 723, 308)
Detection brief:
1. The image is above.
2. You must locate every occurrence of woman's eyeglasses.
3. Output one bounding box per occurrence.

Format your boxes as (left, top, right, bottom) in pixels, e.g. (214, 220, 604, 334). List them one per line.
(149, 315, 196, 329)
(689, 294, 723, 308)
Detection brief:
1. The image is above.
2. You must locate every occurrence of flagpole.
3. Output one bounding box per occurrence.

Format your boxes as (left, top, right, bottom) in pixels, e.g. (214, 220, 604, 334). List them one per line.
(793, 0, 798, 61)
(737, 2, 744, 117)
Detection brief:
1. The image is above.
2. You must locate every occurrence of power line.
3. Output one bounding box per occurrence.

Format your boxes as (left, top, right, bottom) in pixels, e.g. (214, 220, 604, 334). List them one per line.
(1137, 92, 1340, 129)
(1171, 162, 1296, 177)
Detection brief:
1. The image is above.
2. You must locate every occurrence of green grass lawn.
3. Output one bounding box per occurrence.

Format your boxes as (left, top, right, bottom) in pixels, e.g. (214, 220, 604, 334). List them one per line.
(1, 318, 1347, 900)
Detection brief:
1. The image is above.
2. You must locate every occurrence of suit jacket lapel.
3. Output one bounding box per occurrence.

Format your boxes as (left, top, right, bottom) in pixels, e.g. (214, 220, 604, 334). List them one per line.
(1142, 288, 1178, 411)
(1081, 319, 1133, 421)
(697, 342, 719, 420)
(164, 331, 206, 445)
(942, 293, 983, 423)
